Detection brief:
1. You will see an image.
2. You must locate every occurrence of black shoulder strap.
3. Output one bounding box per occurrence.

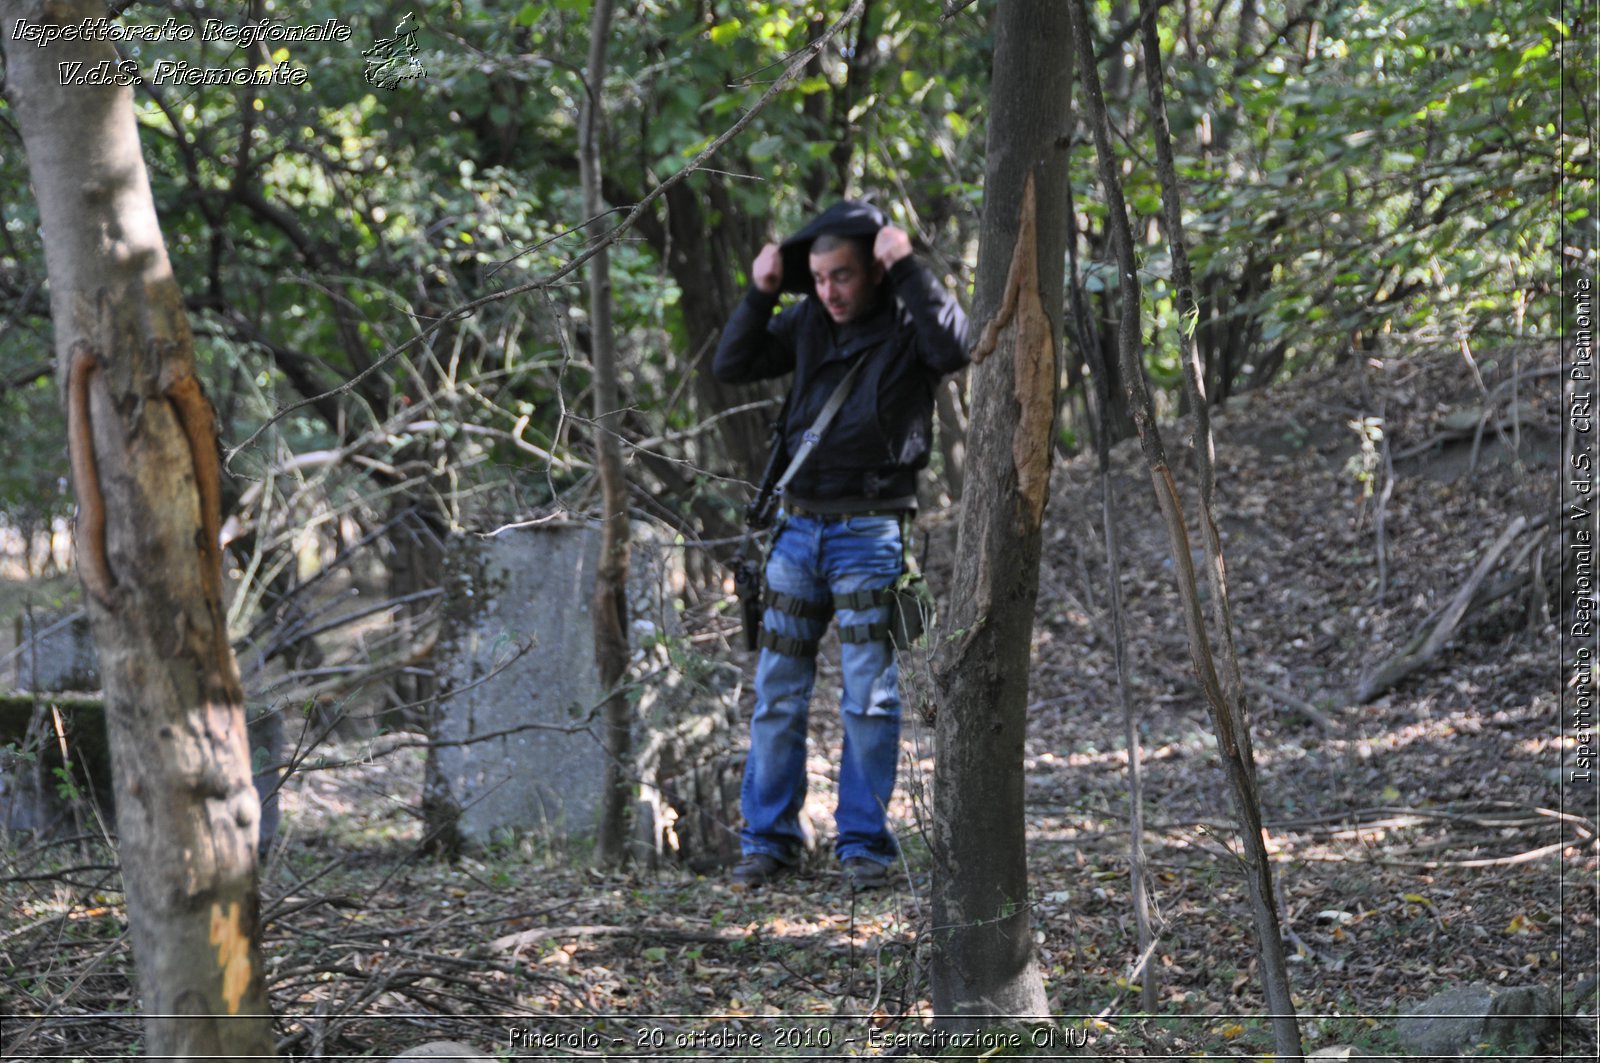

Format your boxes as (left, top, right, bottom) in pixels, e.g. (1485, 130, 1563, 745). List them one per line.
(773, 356, 868, 497)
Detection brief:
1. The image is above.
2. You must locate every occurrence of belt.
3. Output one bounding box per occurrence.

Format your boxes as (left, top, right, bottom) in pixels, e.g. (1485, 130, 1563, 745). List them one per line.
(784, 504, 912, 522)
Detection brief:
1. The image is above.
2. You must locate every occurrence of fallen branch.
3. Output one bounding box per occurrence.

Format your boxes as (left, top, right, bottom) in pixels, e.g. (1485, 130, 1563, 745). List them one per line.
(1297, 839, 1576, 869)
(1153, 801, 1589, 836)
(1356, 514, 1530, 701)
(485, 923, 747, 954)
(1389, 364, 1560, 464)
(1244, 677, 1338, 731)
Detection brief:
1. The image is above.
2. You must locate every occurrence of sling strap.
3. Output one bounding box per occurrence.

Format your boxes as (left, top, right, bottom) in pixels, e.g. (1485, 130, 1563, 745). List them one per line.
(772, 356, 869, 500)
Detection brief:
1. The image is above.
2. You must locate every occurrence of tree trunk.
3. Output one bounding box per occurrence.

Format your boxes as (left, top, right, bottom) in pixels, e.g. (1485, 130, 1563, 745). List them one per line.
(386, 487, 448, 733)
(582, 0, 633, 868)
(1, 2, 275, 1057)
(624, 174, 775, 486)
(929, 0, 1071, 1031)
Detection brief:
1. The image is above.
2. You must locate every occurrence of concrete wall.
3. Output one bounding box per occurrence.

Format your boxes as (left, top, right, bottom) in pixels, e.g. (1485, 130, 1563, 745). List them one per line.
(425, 522, 682, 850)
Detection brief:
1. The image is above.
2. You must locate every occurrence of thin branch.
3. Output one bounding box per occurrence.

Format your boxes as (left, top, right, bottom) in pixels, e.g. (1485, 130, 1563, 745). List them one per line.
(940, 1, 980, 22)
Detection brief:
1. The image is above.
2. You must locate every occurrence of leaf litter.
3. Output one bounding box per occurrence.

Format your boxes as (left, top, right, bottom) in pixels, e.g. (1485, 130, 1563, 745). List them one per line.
(2, 340, 1592, 1059)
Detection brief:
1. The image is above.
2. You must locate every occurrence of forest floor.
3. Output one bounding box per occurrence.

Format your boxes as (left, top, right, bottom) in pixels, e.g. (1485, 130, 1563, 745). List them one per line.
(2, 339, 1594, 1061)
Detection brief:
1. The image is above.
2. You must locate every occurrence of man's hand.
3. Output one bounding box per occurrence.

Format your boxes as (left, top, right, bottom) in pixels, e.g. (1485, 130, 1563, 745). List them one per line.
(874, 225, 913, 270)
(752, 242, 783, 293)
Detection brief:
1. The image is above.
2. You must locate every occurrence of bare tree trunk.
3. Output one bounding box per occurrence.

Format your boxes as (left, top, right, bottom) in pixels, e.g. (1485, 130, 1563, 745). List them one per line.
(1073, 0, 1302, 1055)
(929, 0, 1071, 1032)
(582, 0, 633, 868)
(387, 486, 447, 733)
(1, 2, 275, 1057)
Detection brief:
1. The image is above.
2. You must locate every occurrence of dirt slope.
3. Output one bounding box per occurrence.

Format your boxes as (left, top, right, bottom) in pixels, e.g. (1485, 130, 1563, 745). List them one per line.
(980, 338, 1584, 1050)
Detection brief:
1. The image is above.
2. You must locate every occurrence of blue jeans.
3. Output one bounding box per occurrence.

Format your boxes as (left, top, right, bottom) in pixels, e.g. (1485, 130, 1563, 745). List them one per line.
(740, 512, 904, 867)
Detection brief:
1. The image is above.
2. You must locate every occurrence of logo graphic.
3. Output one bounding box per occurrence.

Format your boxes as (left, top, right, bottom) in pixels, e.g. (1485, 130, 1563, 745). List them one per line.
(363, 12, 425, 89)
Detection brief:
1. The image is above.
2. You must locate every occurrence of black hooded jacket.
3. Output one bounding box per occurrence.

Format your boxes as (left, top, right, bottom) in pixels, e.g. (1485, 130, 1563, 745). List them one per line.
(711, 201, 970, 507)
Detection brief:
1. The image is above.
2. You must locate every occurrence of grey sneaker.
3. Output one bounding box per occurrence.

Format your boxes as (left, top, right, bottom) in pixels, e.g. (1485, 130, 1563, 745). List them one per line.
(730, 853, 789, 890)
(841, 857, 889, 891)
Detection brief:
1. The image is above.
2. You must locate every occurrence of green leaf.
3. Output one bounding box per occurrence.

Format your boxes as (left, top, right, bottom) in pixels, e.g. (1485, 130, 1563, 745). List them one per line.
(709, 19, 742, 46)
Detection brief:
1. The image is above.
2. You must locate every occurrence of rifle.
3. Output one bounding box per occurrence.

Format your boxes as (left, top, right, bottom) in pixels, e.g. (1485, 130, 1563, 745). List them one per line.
(733, 416, 785, 650)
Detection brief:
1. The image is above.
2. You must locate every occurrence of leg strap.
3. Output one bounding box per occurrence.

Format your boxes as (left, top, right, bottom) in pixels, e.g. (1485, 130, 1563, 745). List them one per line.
(758, 628, 820, 658)
(834, 587, 890, 611)
(765, 588, 833, 622)
(838, 620, 892, 644)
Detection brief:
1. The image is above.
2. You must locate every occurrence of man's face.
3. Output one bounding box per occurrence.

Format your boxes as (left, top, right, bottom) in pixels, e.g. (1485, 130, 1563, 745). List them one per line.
(809, 243, 884, 324)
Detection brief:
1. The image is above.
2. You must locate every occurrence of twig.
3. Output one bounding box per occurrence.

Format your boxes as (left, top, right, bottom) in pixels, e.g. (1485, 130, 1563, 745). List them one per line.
(238, 508, 416, 645)
(341, 900, 578, 941)
(1391, 366, 1559, 463)
(1535, 805, 1599, 839)
(0, 862, 119, 885)
(0, 609, 87, 672)
(261, 587, 441, 659)
(627, 398, 781, 450)
(1154, 801, 1591, 835)
(1468, 375, 1552, 473)
(1374, 386, 1395, 609)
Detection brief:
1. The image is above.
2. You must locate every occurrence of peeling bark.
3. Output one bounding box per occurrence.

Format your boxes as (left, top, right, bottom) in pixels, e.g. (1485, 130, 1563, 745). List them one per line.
(1007, 190, 1057, 532)
(969, 176, 1056, 530)
(66, 346, 112, 604)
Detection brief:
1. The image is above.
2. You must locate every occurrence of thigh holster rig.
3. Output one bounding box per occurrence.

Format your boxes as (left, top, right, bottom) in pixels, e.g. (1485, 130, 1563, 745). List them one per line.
(833, 586, 893, 644)
(757, 588, 830, 658)
(758, 585, 895, 657)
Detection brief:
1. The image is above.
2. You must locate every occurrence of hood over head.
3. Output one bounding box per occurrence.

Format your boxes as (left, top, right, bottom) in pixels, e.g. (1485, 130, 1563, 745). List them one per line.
(777, 200, 887, 297)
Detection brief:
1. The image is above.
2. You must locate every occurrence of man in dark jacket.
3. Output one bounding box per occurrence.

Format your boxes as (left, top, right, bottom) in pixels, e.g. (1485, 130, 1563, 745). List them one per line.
(713, 201, 969, 890)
